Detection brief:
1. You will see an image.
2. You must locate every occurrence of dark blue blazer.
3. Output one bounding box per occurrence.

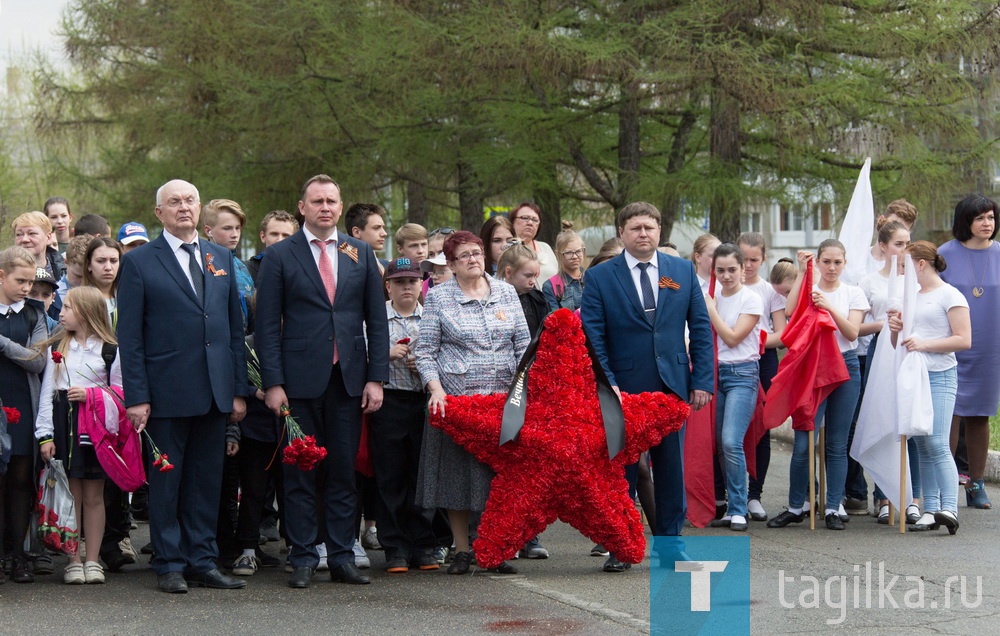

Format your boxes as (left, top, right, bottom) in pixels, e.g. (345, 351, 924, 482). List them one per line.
(118, 235, 248, 418)
(253, 231, 389, 399)
(581, 251, 714, 398)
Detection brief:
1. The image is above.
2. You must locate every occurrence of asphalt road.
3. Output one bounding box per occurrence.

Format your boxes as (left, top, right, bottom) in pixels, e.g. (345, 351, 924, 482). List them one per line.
(2, 441, 997, 635)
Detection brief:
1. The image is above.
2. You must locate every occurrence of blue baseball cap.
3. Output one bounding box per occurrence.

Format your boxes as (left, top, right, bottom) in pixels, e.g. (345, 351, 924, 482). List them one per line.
(117, 222, 149, 245)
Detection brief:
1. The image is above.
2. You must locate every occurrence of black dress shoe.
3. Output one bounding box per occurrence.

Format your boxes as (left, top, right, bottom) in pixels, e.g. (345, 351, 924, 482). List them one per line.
(186, 568, 247, 589)
(825, 513, 845, 531)
(709, 517, 732, 528)
(288, 566, 314, 588)
(766, 510, 806, 528)
(603, 555, 631, 573)
(157, 572, 188, 594)
(330, 562, 370, 585)
(934, 510, 959, 535)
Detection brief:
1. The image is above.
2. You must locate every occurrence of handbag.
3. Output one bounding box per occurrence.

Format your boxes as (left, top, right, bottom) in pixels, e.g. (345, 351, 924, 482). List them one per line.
(36, 459, 80, 555)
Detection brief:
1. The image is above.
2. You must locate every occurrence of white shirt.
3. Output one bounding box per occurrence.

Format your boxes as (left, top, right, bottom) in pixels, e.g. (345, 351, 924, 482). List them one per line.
(302, 226, 340, 283)
(813, 282, 870, 352)
(35, 337, 123, 440)
(161, 229, 204, 294)
(697, 274, 719, 298)
(716, 286, 763, 363)
(859, 270, 893, 321)
(0, 300, 26, 315)
(912, 283, 969, 372)
(744, 278, 785, 333)
(624, 251, 658, 310)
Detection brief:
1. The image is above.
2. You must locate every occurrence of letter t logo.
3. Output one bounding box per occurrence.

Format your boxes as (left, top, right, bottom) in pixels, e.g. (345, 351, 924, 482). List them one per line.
(676, 561, 729, 611)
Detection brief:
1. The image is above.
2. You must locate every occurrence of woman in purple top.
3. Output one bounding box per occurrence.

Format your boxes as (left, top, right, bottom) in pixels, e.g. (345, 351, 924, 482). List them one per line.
(938, 194, 1000, 509)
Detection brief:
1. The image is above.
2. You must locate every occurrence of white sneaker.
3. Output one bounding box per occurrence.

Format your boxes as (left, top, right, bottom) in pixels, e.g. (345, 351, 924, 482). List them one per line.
(353, 540, 370, 569)
(63, 562, 85, 585)
(316, 543, 329, 572)
(118, 537, 138, 563)
(84, 561, 104, 584)
(361, 527, 381, 550)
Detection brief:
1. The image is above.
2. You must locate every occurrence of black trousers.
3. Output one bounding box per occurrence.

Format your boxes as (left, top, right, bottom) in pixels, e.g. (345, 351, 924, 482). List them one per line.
(216, 454, 240, 559)
(235, 436, 282, 550)
(370, 389, 436, 561)
(100, 481, 131, 561)
(284, 365, 361, 570)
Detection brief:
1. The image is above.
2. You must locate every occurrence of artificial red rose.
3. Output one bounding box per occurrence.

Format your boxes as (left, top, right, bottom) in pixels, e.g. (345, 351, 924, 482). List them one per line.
(51, 350, 64, 364)
(2, 406, 20, 425)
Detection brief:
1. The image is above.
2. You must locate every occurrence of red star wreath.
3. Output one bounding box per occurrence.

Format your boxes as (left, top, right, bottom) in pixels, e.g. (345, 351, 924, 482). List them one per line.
(430, 309, 689, 568)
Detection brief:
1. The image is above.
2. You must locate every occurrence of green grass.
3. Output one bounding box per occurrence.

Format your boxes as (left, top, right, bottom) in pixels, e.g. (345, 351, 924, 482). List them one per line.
(991, 412, 1000, 451)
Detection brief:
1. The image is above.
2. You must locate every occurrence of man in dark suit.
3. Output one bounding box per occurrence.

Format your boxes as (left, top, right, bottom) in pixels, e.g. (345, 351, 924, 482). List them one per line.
(581, 201, 714, 572)
(255, 174, 389, 589)
(118, 179, 249, 593)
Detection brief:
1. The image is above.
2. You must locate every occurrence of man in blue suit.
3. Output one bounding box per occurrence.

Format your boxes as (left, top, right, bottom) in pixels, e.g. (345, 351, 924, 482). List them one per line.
(118, 179, 249, 593)
(581, 201, 714, 572)
(255, 174, 389, 589)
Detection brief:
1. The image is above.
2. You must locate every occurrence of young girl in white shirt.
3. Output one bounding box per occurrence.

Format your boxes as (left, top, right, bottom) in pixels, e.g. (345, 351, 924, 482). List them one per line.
(768, 239, 869, 531)
(705, 244, 763, 531)
(736, 232, 787, 522)
(36, 286, 122, 584)
(889, 241, 971, 534)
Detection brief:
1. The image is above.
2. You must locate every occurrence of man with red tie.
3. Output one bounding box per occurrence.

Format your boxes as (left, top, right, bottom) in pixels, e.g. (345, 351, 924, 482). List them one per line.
(254, 175, 389, 588)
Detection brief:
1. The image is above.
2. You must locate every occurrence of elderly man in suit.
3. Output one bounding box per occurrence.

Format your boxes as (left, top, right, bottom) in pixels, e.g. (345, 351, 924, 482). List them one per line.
(118, 179, 248, 593)
(581, 201, 714, 572)
(255, 174, 389, 589)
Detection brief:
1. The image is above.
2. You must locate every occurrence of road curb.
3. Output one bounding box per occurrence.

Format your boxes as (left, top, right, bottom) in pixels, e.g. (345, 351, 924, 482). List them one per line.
(769, 418, 1000, 485)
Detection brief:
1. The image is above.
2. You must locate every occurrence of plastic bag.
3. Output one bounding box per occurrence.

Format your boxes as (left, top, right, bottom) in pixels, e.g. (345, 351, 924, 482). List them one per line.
(36, 460, 80, 555)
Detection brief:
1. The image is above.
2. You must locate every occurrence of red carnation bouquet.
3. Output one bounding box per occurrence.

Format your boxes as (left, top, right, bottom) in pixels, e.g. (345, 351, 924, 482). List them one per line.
(2, 406, 20, 425)
(247, 344, 327, 471)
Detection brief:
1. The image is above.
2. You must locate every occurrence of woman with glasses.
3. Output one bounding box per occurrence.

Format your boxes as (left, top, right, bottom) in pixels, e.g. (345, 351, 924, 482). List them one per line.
(510, 203, 558, 281)
(415, 231, 529, 575)
(542, 224, 586, 312)
(479, 217, 515, 276)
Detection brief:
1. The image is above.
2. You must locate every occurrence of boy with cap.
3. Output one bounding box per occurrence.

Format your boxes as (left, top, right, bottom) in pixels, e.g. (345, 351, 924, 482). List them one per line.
(370, 257, 438, 574)
(117, 222, 150, 253)
(27, 268, 61, 334)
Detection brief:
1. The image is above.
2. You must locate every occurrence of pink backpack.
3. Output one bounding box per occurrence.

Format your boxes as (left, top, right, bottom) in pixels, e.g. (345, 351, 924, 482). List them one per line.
(78, 384, 146, 492)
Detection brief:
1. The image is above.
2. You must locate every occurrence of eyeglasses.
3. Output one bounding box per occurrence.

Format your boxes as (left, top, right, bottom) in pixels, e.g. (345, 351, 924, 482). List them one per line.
(455, 250, 484, 262)
(429, 227, 456, 237)
(560, 249, 585, 258)
(160, 196, 199, 208)
(514, 216, 540, 224)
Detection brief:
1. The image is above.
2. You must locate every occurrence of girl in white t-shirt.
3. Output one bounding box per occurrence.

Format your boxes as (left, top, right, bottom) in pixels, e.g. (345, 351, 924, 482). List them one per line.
(690, 233, 720, 297)
(889, 241, 971, 535)
(736, 232, 787, 522)
(768, 240, 869, 531)
(704, 244, 762, 532)
(858, 220, 921, 523)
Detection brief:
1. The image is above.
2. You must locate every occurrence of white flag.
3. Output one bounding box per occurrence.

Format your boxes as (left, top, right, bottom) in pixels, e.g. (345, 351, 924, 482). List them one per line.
(896, 254, 933, 437)
(839, 157, 874, 286)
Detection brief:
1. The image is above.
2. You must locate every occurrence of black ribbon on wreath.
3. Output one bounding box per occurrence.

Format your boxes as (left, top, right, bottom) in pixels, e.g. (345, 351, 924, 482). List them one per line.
(499, 317, 625, 459)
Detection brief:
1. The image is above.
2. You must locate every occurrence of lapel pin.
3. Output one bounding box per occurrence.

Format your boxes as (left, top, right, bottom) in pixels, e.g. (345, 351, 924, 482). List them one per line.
(338, 242, 359, 263)
(659, 276, 680, 290)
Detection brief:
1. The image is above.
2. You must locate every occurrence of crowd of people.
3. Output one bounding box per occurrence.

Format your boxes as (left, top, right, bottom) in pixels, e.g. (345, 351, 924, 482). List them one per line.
(0, 177, 996, 592)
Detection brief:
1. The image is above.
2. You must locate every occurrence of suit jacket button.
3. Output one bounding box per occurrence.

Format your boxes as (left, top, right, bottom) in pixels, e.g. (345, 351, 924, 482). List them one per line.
(205, 342, 211, 347)
(328, 336, 333, 341)
(204, 313, 209, 318)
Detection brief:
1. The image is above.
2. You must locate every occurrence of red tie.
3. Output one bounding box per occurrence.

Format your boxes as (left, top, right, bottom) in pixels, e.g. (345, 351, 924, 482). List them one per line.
(312, 239, 338, 363)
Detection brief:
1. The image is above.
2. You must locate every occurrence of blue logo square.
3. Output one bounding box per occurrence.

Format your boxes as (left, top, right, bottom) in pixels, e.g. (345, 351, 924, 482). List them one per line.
(649, 536, 750, 635)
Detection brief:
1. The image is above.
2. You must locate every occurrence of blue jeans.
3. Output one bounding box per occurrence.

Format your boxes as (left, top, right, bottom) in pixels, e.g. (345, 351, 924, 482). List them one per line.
(789, 351, 861, 512)
(716, 361, 760, 518)
(914, 368, 959, 514)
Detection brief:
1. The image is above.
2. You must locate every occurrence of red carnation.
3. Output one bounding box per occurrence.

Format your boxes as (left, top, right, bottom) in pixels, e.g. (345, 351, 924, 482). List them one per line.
(51, 350, 64, 364)
(397, 337, 411, 345)
(2, 406, 20, 425)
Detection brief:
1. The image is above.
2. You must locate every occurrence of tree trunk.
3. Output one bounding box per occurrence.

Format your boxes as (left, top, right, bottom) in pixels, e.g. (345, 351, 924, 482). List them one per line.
(615, 80, 641, 207)
(710, 79, 742, 243)
(534, 179, 561, 244)
(406, 178, 427, 227)
(457, 161, 484, 232)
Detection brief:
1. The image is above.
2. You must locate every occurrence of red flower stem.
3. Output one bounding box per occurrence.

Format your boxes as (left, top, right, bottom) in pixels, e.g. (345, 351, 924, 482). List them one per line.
(265, 418, 288, 471)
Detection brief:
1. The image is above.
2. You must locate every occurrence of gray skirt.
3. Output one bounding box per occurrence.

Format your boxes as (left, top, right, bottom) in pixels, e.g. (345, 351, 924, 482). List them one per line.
(415, 420, 493, 511)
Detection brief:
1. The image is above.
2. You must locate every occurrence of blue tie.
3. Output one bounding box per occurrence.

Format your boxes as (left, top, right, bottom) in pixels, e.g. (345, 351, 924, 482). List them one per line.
(637, 262, 655, 325)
